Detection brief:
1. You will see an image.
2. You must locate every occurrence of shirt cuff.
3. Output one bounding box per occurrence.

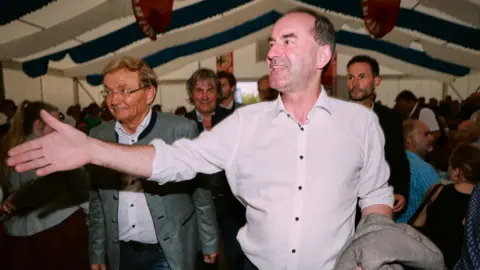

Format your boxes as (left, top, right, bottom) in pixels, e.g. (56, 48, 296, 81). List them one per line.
(359, 185, 394, 210)
(148, 139, 167, 183)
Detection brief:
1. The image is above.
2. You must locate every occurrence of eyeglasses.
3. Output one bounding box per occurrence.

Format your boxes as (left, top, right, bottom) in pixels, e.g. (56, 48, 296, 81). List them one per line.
(100, 86, 149, 98)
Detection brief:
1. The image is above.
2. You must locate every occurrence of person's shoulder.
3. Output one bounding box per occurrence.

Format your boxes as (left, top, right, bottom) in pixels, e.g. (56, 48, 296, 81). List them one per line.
(215, 106, 233, 119)
(236, 100, 277, 114)
(328, 96, 374, 119)
(375, 103, 404, 121)
(90, 120, 115, 138)
(419, 107, 435, 116)
(155, 111, 196, 127)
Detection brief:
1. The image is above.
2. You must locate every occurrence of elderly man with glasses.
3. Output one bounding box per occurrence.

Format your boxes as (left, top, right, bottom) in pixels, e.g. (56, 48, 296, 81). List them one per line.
(88, 56, 220, 270)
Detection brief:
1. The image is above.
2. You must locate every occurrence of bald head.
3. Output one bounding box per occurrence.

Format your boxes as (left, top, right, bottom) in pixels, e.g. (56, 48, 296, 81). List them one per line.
(257, 75, 279, 101)
(471, 110, 480, 129)
(458, 120, 475, 131)
(456, 120, 479, 144)
(403, 119, 434, 158)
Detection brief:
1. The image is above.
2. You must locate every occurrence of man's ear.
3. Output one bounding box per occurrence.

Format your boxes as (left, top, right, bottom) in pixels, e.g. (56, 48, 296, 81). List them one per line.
(145, 86, 156, 105)
(317, 45, 332, 70)
(374, 76, 382, 88)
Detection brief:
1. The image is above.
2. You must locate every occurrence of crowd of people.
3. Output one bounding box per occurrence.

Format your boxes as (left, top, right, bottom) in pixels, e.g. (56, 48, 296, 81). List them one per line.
(0, 7, 479, 270)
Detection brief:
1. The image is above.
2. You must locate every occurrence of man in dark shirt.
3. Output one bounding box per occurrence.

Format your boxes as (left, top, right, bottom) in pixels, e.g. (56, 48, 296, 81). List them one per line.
(183, 68, 246, 270)
(346, 55, 410, 215)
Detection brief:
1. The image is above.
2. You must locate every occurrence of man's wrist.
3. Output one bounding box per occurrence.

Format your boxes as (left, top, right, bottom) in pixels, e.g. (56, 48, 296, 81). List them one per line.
(88, 137, 102, 166)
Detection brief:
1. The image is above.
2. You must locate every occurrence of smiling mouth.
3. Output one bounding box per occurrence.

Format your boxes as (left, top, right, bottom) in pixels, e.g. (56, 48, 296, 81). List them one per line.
(270, 65, 287, 72)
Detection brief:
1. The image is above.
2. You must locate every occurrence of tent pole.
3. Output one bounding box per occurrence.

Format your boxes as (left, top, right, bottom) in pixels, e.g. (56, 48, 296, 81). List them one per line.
(0, 61, 5, 101)
(40, 76, 44, 102)
(76, 79, 97, 104)
(73, 78, 80, 105)
(442, 83, 448, 100)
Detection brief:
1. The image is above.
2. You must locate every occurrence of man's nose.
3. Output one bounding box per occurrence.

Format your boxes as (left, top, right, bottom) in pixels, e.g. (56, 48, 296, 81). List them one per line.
(267, 44, 281, 62)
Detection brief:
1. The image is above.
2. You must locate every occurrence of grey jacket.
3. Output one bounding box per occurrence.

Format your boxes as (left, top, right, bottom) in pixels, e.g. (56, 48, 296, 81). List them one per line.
(88, 111, 220, 270)
(334, 214, 446, 270)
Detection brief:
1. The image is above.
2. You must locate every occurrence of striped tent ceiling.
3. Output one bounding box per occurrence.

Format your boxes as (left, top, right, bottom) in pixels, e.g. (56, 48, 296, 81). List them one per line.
(0, 0, 479, 85)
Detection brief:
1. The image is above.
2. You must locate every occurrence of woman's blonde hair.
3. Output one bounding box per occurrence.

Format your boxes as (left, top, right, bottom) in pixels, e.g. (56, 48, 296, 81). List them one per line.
(0, 101, 57, 180)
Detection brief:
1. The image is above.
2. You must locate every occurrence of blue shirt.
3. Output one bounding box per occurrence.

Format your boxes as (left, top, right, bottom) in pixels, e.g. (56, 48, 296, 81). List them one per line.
(396, 150, 440, 223)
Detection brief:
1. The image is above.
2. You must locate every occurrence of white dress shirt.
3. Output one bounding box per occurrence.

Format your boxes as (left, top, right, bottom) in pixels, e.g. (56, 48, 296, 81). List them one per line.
(150, 90, 393, 269)
(409, 103, 440, 131)
(116, 109, 158, 244)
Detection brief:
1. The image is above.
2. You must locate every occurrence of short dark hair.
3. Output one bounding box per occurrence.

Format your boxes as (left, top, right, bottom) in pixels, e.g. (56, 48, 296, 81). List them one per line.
(347, 55, 380, 77)
(450, 144, 480, 185)
(186, 68, 222, 105)
(395, 90, 417, 102)
(286, 8, 336, 57)
(217, 71, 237, 87)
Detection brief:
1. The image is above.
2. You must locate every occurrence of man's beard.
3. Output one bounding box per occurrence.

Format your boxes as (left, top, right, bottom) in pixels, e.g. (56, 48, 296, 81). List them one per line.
(222, 90, 233, 101)
(349, 87, 374, 102)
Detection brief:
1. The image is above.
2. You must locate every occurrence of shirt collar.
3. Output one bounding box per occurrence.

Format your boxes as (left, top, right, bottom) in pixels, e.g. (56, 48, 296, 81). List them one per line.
(195, 109, 215, 122)
(220, 100, 234, 110)
(406, 150, 421, 160)
(115, 108, 152, 136)
(409, 102, 419, 117)
(272, 85, 332, 118)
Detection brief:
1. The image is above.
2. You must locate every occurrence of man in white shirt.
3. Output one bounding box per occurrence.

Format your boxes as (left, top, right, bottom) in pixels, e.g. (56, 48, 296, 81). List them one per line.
(7, 8, 393, 270)
(394, 90, 440, 134)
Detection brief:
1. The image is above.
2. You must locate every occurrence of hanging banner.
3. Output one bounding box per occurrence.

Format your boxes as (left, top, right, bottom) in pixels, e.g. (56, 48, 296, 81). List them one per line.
(360, 0, 401, 38)
(216, 52, 234, 73)
(131, 0, 174, 40)
(322, 53, 337, 96)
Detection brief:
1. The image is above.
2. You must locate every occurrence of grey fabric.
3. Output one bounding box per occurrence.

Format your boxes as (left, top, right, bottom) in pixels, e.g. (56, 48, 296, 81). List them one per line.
(88, 112, 220, 270)
(3, 136, 89, 237)
(334, 214, 446, 270)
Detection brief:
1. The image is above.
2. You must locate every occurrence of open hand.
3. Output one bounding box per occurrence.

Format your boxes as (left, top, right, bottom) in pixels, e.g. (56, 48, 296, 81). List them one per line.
(7, 110, 92, 176)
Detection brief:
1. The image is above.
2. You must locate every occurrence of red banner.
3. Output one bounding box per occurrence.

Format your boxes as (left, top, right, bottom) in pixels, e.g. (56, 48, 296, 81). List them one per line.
(361, 0, 401, 38)
(216, 52, 234, 73)
(322, 53, 337, 96)
(131, 0, 174, 40)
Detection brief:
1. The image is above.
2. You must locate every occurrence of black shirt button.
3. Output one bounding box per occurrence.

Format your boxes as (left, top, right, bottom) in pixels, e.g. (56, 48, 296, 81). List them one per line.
(132, 225, 136, 228)
(300, 127, 304, 131)
(300, 155, 304, 159)
(298, 186, 302, 190)
(295, 217, 299, 221)
(130, 204, 134, 207)
(292, 249, 296, 253)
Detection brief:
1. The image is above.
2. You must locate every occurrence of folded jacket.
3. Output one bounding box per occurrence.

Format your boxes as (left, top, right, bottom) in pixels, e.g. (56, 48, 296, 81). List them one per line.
(334, 213, 446, 270)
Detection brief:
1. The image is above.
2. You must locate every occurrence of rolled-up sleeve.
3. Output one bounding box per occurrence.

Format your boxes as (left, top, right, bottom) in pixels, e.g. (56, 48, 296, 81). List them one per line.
(358, 113, 394, 210)
(149, 112, 239, 184)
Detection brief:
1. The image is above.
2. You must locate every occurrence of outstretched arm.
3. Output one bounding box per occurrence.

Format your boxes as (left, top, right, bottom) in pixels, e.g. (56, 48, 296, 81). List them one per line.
(6, 110, 156, 178)
(8, 110, 238, 183)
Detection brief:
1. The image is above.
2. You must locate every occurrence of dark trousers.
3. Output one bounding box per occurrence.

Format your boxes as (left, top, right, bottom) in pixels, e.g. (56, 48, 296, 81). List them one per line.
(2, 210, 89, 270)
(214, 194, 246, 270)
(119, 241, 170, 270)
